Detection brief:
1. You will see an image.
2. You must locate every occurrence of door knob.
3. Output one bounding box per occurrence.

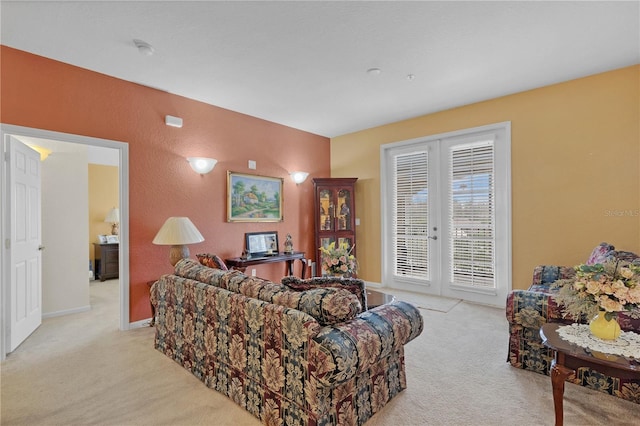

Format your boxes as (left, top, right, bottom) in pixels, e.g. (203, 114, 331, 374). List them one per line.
(38, 245, 45, 250)
(428, 236, 437, 240)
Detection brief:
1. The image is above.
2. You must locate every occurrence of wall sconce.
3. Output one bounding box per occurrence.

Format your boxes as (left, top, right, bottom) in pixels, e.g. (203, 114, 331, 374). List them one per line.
(152, 217, 205, 266)
(290, 171, 309, 184)
(104, 207, 120, 235)
(187, 157, 217, 175)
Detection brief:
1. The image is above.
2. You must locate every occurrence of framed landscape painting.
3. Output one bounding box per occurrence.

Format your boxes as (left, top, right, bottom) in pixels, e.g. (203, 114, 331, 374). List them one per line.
(227, 171, 283, 222)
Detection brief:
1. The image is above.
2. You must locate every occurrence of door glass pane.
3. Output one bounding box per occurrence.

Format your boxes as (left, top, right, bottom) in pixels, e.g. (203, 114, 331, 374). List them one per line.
(337, 189, 351, 230)
(319, 189, 333, 231)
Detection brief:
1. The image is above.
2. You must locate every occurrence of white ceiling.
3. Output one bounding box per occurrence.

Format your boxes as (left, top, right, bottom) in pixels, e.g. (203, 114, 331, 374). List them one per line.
(1, 1, 639, 137)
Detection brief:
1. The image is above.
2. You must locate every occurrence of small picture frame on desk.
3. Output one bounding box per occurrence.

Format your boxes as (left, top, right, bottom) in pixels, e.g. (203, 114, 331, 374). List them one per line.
(98, 235, 108, 243)
(106, 235, 119, 244)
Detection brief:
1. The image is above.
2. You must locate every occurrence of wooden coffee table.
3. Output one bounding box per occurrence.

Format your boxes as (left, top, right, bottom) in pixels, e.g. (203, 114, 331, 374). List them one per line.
(540, 323, 640, 426)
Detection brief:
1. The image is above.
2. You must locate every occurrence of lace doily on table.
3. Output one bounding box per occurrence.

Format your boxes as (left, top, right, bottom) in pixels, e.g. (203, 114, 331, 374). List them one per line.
(557, 323, 640, 359)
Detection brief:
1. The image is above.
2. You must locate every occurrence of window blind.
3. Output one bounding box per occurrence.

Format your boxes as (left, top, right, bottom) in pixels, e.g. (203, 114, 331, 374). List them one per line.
(448, 140, 495, 288)
(393, 150, 429, 280)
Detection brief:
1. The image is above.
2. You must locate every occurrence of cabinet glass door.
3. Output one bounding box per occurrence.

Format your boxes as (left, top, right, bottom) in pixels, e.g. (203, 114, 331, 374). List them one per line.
(319, 189, 334, 231)
(320, 236, 336, 249)
(336, 189, 352, 231)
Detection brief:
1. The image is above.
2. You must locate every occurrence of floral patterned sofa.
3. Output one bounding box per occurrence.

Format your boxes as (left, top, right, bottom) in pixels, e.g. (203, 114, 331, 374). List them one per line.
(505, 243, 640, 404)
(150, 258, 423, 425)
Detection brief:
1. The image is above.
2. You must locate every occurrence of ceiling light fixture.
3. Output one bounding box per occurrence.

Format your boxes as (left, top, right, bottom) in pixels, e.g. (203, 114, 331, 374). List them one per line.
(133, 39, 155, 56)
(367, 68, 382, 75)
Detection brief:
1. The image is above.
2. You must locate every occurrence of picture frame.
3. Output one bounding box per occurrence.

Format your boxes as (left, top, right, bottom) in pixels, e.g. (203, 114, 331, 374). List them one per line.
(245, 231, 279, 257)
(98, 235, 108, 243)
(106, 235, 119, 244)
(227, 171, 283, 222)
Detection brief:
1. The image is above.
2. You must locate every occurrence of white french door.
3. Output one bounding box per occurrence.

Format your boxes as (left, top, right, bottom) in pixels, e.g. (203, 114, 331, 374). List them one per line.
(381, 122, 511, 307)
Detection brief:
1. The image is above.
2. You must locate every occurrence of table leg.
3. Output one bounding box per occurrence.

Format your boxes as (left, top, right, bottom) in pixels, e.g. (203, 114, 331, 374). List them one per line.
(285, 260, 294, 276)
(550, 359, 574, 426)
(300, 258, 308, 279)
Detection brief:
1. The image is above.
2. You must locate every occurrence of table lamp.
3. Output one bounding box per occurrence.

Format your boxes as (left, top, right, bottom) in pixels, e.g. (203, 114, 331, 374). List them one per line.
(152, 217, 205, 266)
(104, 207, 120, 235)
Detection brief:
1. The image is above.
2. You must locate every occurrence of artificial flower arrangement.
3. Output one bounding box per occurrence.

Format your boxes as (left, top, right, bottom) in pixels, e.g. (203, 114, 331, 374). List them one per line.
(319, 240, 358, 277)
(553, 260, 640, 321)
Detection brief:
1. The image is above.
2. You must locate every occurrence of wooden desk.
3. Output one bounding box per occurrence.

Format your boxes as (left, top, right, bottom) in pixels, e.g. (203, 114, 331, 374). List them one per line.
(540, 323, 640, 426)
(225, 252, 307, 278)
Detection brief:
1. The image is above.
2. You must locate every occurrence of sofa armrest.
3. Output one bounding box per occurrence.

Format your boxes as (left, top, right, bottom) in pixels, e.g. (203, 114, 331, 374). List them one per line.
(309, 301, 423, 386)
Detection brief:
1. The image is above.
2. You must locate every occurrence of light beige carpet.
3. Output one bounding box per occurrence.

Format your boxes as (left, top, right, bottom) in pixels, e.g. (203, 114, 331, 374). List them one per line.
(1, 280, 639, 425)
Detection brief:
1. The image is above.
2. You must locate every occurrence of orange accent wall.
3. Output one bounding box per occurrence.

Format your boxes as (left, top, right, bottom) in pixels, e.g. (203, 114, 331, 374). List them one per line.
(331, 65, 640, 291)
(1, 46, 330, 322)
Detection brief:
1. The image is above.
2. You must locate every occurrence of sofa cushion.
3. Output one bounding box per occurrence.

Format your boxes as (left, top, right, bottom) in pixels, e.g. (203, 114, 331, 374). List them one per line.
(281, 276, 367, 311)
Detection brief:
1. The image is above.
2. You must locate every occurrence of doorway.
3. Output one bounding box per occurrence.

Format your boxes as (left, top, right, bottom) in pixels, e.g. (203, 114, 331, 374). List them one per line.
(1, 124, 130, 360)
(380, 122, 512, 307)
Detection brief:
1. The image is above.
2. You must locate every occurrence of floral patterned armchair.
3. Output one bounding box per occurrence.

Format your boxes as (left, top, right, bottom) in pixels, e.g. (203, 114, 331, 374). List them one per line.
(506, 244, 640, 404)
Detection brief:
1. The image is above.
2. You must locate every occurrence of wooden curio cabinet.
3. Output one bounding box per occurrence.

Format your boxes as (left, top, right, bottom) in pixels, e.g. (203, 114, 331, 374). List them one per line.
(313, 178, 357, 274)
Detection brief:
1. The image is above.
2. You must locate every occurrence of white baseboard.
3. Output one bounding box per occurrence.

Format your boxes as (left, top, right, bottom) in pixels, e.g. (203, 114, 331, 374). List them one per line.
(42, 305, 91, 319)
(129, 318, 153, 329)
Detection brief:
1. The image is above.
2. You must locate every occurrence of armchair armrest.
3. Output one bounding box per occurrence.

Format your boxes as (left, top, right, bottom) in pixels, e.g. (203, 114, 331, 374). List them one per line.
(309, 301, 423, 386)
(529, 265, 575, 293)
(506, 289, 576, 328)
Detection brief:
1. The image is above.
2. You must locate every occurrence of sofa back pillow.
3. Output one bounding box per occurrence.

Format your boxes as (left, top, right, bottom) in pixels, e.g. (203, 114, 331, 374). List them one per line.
(232, 275, 361, 325)
(273, 287, 361, 326)
(196, 253, 229, 270)
(174, 258, 228, 287)
(282, 276, 367, 311)
(585, 242, 615, 265)
(173, 259, 360, 325)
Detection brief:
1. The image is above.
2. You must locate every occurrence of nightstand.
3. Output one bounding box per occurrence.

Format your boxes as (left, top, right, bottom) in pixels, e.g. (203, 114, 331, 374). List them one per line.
(93, 243, 119, 281)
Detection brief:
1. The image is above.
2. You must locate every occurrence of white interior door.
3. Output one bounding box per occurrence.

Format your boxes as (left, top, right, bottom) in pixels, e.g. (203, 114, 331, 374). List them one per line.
(7, 136, 42, 351)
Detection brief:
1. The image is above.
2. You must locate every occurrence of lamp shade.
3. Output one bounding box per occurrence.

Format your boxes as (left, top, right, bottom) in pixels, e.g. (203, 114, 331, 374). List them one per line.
(152, 217, 204, 245)
(153, 217, 205, 266)
(104, 208, 119, 223)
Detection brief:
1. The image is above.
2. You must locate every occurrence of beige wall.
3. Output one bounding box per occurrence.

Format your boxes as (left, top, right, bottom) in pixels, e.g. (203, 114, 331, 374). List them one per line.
(331, 65, 640, 290)
(88, 164, 119, 264)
